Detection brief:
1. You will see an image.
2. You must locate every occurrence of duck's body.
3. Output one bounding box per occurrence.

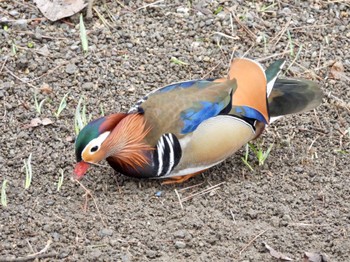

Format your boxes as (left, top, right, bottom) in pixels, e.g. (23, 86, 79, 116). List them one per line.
(74, 58, 323, 183)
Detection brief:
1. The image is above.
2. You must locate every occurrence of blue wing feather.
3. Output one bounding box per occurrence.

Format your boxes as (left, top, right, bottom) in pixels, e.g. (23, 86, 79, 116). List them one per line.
(159, 80, 198, 93)
(158, 79, 217, 93)
(181, 100, 227, 134)
(231, 106, 267, 123)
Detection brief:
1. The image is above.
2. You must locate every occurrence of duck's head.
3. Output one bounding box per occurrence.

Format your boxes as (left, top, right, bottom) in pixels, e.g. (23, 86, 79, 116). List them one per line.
(74, 113, 128, 179)
(73, 113, 151, 180)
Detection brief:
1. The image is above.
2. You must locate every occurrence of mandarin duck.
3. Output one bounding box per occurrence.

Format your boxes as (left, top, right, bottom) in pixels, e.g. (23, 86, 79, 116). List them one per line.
(74, 58, 323, 184)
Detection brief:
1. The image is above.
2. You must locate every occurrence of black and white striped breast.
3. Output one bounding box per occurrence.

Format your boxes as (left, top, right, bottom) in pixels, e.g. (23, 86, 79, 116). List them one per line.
(153, 133, 182, 177)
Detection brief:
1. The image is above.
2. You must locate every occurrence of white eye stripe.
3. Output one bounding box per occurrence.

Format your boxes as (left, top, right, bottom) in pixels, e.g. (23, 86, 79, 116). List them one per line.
(83, 131, 110, 156)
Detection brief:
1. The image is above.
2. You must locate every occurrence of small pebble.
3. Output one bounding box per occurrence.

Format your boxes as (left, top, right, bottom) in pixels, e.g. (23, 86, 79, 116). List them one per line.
(90, 250, 102, 258)
(281, 7, 292, 15)
(46, 199, 55, 206)
(70, 45, 79, 51)
(217, 12, 226, 19)
(203, 56, 210, 62)
(9, 10, 19, 17)
(65, 63, 78, 74)
(52, 232, 60, 241)
(121, 254, 130, 262)
(99, 228, 113, 237)
(173, 230, 186, 238)
(175, 241, 186, 249)
(82, 82, 94, 90)
(110, 239, 119, 246)
(13, 19, 28, 29)
(177, 7, 189, 14)
(295, 166, 304, 173)
(59, 252, 69, 259)
(146, 250, 157, 258)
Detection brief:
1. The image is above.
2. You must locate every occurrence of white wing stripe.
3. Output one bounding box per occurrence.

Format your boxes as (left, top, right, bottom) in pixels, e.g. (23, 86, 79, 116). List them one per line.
(164, 135, 175, 176)
(157, 136, 165, 176)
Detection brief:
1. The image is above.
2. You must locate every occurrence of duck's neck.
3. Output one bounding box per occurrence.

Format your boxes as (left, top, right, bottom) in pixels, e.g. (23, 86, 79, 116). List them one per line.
(104, 114, 153, 170)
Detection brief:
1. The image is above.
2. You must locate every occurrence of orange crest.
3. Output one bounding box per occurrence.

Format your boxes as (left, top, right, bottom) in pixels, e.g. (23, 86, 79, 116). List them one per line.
(104, 114, 153, 170)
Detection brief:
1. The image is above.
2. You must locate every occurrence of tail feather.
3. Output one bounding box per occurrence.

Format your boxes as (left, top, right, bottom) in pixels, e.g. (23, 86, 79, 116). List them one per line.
(268, 79, 323, 120)
(265, 59, 286, 96)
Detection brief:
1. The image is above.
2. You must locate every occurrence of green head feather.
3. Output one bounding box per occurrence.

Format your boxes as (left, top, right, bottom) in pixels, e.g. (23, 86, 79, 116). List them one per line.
(75, 117, 106, 162)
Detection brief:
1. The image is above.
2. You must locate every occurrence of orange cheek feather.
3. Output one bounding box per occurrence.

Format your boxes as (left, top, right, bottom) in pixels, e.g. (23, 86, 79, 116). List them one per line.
(73, 161, 90, 179)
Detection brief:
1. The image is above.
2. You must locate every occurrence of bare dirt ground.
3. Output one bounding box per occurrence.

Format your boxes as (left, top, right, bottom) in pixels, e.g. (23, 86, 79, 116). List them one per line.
(0, 0, 350, 261)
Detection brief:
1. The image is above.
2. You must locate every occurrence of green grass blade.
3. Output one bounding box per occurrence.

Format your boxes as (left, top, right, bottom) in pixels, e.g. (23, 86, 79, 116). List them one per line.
(170, 57, 189, 65)
(213, 6, 223, 15)
(82, 102, 87, 126)
(75, 97, 83, 135)
(241, 144, 254, 171)
(80, 14, 89, 54)
(260, 144, 273, 166)
(248, 143, 258, 156)
(34, 93, 46, 115)
(11, 41, 17, 55)
(38, 99, 46, 113)
(241, 157, 254, 171)
(55, 92, 70, 118)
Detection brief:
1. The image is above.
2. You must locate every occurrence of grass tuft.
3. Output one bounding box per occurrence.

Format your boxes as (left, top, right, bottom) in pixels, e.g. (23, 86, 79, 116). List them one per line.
(55, 92, 70, 118)
(74, 96, 92, 135)
(34, 92, 46, 115)
(249, 142, 273, 166)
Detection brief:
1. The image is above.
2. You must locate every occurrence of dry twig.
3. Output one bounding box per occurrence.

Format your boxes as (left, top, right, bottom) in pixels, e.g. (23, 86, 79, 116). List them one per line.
(4, 67, 36, 88)
(135, 0, 165, 11)
(74, 179, 107, 227)
(0, 57, 8, 74)
(0, 239, 56, 262)
(271, 18, 291, 46)
(174, 188, 183, 210)
(181, 182, 225, 202)
(239, 229, 268, 256)
(231, 11, 257, 40)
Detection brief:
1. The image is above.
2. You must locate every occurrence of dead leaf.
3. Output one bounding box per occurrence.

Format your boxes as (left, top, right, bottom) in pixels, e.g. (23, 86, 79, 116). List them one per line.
(329, 61, 345, 80)
(263, 242, 293, 261)
(40, 83, 53, 94)
(304, 252, 328, 262)
(24, 118, 54, 128)
(29, 118, 42, 127)
(33, 0, 87, 21)
(41, 118, 53, 126)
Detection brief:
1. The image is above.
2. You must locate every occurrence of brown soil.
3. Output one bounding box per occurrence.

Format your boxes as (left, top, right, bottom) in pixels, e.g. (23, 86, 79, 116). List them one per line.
(0, 0, 349, 261)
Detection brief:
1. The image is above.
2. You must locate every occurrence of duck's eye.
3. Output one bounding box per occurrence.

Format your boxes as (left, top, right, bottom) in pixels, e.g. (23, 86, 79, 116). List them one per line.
(90, 146, 99, 153)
